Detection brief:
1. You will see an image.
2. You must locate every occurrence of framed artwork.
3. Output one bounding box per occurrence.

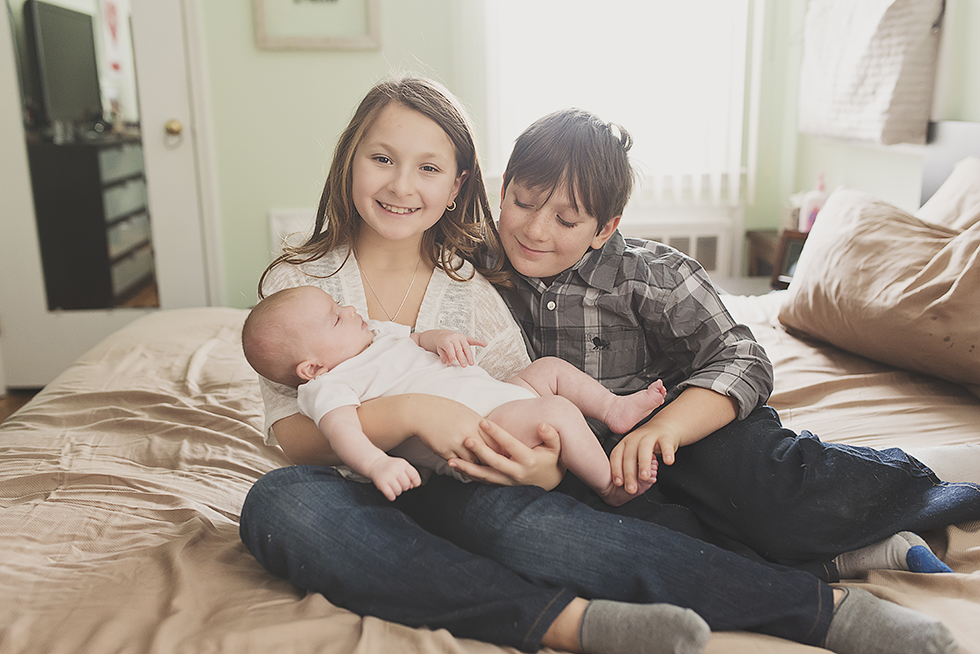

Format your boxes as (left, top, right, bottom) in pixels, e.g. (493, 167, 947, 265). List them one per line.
(770, 229, 809, 290)
(253, 0, 381, 50)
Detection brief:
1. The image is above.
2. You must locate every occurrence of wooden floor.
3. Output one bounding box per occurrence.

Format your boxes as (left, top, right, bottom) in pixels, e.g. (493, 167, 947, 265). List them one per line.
(0, 389, 38, 424)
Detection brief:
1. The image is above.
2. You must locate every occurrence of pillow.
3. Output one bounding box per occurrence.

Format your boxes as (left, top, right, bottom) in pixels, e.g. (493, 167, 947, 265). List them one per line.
(916, 156, 980, 230)
(778, 188, 980, 388)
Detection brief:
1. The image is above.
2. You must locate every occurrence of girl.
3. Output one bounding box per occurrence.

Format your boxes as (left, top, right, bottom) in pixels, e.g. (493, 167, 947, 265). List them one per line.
(240, 76, 954, 654)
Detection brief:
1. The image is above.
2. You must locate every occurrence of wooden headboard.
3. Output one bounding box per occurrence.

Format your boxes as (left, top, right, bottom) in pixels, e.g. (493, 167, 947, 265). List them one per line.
(921, 120, 980, 204)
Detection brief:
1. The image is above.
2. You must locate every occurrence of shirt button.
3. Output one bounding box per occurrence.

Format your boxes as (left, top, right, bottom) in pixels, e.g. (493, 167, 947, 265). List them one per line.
(546, 301, 556, 311)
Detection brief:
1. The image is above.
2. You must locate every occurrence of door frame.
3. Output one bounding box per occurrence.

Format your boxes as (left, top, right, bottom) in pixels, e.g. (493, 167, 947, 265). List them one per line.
(0, 0, 222, 389)
(163, 0, 224, 308)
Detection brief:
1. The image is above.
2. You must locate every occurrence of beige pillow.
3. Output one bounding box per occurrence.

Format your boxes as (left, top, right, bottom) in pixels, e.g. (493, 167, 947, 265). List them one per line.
(778, 188, 980, 388)
(916, 156, 980, 230)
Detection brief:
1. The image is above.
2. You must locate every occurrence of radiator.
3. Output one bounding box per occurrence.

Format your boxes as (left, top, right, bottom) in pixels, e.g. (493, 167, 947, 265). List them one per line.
(619, 209, 739, 278)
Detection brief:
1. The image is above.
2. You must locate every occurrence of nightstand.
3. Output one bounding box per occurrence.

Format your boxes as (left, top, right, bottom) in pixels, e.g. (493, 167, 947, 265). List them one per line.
(745, 229, 779, 277)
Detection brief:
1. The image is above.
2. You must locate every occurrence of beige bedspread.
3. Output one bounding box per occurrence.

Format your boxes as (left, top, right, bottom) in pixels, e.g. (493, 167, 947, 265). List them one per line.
(1, 303, 978, 653)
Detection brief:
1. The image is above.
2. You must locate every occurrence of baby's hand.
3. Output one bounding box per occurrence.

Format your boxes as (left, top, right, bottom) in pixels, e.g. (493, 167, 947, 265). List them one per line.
(366, 456, 422, 501)
(420, 329, 487, 367)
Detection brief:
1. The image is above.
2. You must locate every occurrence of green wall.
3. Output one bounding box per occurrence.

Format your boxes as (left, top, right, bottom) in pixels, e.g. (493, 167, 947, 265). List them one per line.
(748, 0, 980, 226)
(199, 0, 459, 308)
(201, 0, 980, 307)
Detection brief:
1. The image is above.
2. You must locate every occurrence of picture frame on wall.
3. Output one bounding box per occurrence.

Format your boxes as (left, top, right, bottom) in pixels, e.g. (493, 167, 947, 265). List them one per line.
(253, 0, 381, 50)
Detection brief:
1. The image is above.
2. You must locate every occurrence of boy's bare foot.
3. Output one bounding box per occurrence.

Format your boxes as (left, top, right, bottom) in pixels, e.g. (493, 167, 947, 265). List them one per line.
(604, 380, 667, 434)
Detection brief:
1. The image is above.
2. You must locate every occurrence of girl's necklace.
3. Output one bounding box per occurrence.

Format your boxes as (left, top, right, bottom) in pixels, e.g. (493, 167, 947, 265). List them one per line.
(353, 249, 422, 323)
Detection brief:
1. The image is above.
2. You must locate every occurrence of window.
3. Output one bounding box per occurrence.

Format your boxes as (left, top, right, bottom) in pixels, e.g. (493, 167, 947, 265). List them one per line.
(483, 0, 755, 209)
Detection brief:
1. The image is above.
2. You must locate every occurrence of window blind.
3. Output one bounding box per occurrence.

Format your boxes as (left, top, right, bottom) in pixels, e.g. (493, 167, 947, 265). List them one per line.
(484, 0, 753, 208)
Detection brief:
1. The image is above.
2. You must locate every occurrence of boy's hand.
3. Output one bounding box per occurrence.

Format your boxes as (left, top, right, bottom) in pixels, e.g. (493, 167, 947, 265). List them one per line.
(417, 330, 487, 367)
(609, 423, 683, 494)
(609, 387, 739, 494)
(366, 455, 422, 501)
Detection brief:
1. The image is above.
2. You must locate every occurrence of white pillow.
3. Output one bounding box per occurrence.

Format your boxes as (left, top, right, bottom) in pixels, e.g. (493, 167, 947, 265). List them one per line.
(916, 156, 980, 230)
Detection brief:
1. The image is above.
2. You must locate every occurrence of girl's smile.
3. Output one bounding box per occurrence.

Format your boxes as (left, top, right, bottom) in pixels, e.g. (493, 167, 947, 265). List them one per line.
(351, 102, 466, 246)
(377, 201, 419, 215)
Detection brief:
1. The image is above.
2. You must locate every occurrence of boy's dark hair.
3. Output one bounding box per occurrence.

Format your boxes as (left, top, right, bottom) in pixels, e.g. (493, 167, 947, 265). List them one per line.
(503, 109, 635, 232)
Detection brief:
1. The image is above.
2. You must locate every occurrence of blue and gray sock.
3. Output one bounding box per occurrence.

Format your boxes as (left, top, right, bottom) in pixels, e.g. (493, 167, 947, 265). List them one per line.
(834, 531, 952, 578)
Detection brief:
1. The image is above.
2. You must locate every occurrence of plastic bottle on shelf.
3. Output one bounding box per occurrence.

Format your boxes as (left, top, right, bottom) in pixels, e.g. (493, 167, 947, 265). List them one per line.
(798, 173, 827, 232)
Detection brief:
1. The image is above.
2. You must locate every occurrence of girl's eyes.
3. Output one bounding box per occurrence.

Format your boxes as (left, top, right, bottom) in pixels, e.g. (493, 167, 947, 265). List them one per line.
(370, 155, 441, 174)
(557, 217, 577, 228)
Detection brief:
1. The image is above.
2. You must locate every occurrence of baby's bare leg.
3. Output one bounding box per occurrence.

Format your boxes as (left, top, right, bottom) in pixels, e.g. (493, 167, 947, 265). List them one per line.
(510, 357, 666, 434)
(487, 396, 653, 506)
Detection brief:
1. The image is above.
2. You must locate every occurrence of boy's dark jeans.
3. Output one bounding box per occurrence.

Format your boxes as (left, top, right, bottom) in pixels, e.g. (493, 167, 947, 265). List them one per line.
(564, 405, 980, 576)
(240, 465, 834, 651)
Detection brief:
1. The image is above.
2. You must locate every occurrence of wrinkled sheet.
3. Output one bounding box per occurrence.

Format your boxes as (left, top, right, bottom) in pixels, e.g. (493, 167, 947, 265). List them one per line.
(1, 304, 978, 654)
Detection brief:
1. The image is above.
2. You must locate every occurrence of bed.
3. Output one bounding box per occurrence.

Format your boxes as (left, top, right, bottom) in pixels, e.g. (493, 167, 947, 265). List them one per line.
(3, 141, 979, 654)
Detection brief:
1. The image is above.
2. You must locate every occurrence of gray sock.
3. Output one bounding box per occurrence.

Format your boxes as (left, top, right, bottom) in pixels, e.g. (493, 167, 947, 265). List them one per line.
(579, 599, 710, 654)
(823, 588, 958, 654)
(834, 532, 952, 577)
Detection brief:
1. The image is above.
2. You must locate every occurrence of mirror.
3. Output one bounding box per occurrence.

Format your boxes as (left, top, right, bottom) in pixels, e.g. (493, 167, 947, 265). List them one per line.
(7, 0, 158, 310)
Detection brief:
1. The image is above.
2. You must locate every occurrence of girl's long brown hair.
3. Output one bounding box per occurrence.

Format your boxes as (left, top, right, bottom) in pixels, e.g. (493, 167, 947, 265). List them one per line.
(258, 75, 507, 298)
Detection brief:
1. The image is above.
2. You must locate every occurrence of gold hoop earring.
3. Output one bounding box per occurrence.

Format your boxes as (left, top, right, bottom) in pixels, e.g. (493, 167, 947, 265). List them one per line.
(446, 201, 457, 212)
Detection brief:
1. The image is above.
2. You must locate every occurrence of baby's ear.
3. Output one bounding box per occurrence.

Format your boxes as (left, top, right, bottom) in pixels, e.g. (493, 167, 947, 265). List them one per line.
(296, 359, 325, 382)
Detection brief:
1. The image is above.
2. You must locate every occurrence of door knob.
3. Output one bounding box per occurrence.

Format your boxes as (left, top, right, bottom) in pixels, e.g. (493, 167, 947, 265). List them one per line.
(165, 119, 183, 136)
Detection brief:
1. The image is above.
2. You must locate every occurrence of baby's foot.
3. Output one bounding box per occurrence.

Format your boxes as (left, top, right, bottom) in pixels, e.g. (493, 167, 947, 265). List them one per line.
(604, 380, 667, 434)
(599, 472, 656, 507)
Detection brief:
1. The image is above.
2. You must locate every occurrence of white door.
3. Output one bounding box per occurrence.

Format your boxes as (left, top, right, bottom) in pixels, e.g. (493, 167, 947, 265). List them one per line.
(0, 0, 216, 388)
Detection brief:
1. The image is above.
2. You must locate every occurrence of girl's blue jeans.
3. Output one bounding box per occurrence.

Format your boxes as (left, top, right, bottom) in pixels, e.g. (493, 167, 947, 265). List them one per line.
(240, 467, 834, 650)
(239, 406, 980, 651)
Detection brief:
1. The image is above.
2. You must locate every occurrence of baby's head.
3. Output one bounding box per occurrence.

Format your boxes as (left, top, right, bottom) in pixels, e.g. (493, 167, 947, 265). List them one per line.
(242, 286, 373, 387)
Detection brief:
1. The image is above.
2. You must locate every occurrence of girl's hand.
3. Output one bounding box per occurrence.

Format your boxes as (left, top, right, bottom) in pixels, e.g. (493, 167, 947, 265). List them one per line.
(609, 423, 682, 494)
(448, 420, 566, 490)
(403, 395, 493, 463)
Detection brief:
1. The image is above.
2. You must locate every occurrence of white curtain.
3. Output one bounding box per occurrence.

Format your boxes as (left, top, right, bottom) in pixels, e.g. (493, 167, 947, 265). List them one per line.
(484, 0, 751, 207)
(797, 0, 944, 145)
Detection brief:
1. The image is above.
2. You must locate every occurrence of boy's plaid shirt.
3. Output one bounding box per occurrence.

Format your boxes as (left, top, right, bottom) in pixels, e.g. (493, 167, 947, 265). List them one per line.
(500, 231, 773, 427)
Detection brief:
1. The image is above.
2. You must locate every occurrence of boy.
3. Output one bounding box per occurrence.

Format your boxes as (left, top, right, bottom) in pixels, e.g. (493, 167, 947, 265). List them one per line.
(464, 108, 968, 580)
(242, 284, 667, 504)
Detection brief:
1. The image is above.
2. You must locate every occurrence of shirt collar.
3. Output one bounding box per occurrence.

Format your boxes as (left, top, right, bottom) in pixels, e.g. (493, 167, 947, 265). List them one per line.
(571, 230, 626, 293)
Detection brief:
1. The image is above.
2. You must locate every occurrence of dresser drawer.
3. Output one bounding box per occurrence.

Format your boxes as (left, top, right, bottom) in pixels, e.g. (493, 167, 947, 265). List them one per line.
(98, 143, 145, 184)
(106, 212, 151, 260)
(103, 178, 148, 222)
(111, 243, 155, 297)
